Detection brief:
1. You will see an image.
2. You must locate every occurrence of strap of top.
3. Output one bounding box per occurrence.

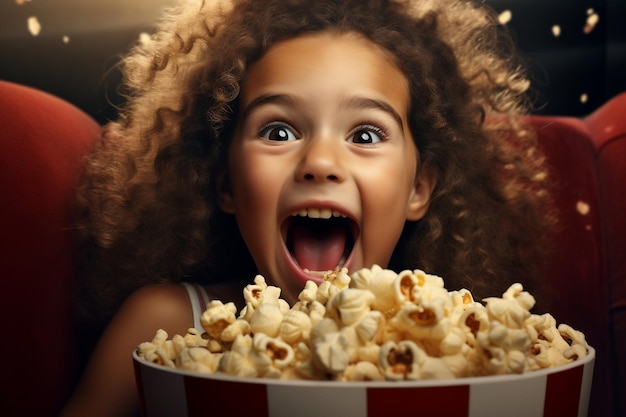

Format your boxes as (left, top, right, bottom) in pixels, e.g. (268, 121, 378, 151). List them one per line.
(181, 282, 210, 332)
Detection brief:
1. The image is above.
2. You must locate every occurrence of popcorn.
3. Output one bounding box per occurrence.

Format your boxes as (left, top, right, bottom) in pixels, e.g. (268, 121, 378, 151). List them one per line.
(350, 264, 399, 314)
(200, 300, 237, 339)
(183, 328, 208, 348)
(249, 303, 284, 338)
(312, 331, 351, 375)
(251, 333, 295, 377)
(279, 310, 312, 344)
(177, 347, 219, 373)
(27, 16, 41, 37)
(380, 340, 423, 380)
(217, 335, 258, 377)
(220, 319, 251, 342)
(137, 266, 589, 382)
(343, 361, 385, 381)
(325, 288, 375, 326)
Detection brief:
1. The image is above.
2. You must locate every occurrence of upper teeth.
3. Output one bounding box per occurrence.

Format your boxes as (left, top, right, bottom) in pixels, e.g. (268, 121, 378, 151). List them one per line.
(292, 208, 347, 219)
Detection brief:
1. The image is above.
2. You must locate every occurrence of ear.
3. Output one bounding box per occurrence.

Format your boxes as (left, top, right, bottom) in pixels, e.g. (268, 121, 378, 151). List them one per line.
(216, 170, 235, 214)
(406, 163, 436, 221)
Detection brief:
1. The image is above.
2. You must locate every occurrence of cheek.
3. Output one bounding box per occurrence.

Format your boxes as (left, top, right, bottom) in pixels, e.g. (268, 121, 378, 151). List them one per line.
(359, 154, 417, 265)
(229, 148, 274, 208)
(227, 151, 284, 246)
(360, 196, 408, 267)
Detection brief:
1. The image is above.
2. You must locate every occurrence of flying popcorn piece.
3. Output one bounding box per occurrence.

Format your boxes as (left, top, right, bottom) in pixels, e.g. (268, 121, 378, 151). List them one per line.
(27, 16, 41, 36)
(580, 93, 589, 104)
(584, 11, 599, 34)
(138, 32, 152, 45)
(552, 25, 561, 38)
(498, 10, 512, 25)
(62, 36, 70, 44)
(577, 200, 590, 215)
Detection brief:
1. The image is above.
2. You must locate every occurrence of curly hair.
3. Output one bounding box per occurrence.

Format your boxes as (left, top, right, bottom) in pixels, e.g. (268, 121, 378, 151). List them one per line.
(75, 0, 556, 323)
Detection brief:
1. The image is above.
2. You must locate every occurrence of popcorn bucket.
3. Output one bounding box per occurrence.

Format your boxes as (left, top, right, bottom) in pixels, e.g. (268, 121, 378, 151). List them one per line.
(133, 346, 594, 417)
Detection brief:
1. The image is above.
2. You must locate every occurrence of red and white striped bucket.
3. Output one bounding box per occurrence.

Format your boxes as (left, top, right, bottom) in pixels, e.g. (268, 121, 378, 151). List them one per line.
(134, 346, 594, 417)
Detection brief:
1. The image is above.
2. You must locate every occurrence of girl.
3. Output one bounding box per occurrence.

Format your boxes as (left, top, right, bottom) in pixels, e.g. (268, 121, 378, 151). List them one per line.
(62, 0, 555, 415)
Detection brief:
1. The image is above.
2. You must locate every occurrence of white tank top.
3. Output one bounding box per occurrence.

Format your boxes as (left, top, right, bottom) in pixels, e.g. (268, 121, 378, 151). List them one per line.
(181, 282, 211, 332)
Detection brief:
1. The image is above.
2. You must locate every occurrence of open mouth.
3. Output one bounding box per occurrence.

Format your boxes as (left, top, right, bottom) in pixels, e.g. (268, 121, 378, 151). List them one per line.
(283, 209, 357, 275)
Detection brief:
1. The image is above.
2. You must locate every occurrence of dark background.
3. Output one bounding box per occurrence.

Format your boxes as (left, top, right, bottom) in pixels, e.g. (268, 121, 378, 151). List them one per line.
(1, 0, 624, 124)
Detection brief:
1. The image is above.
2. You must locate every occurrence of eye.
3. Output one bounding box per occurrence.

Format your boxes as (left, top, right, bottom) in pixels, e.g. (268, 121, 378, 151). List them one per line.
(258, 122, 298, 141)
(347, 125, 387, 144)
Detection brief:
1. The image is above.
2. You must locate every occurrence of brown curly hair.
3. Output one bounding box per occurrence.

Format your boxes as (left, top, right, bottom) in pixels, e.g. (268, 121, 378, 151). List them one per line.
(75, 0, 556, 323)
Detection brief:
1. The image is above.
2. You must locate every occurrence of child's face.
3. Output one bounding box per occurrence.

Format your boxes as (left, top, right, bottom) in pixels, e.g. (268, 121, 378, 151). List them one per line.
(221, 32, 434, 302)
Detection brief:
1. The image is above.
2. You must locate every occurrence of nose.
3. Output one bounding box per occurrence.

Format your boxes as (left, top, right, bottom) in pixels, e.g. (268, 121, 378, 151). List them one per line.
(295, 137, 345, 183)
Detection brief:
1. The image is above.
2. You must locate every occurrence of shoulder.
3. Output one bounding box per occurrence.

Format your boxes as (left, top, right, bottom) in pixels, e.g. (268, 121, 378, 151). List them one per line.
(109, 283, 194, 340)
(124, 283, 189, 314)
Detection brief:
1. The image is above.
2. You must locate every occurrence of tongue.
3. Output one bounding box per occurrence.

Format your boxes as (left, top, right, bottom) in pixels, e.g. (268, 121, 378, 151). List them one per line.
(291, 221, 347, 272)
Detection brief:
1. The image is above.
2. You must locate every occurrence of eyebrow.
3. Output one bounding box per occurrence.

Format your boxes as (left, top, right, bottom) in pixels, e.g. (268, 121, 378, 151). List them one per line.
(344, 96, 405, 132)
(239, 93, 405, 132)
(239, 94, 296, 121)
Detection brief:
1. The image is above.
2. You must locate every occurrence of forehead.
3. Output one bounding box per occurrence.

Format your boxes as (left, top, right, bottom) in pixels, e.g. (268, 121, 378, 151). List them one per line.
(240, 32, 409, 108)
